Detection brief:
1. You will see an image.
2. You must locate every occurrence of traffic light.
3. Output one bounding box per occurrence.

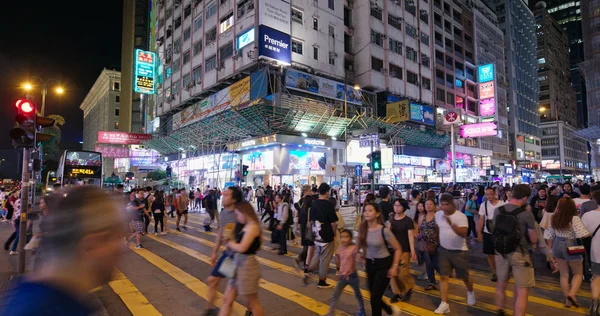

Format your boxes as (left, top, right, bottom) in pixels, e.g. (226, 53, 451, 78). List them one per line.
(9, 100, 55, 148)
(371, 150, 382, 171)
(242, 165, 249, 176)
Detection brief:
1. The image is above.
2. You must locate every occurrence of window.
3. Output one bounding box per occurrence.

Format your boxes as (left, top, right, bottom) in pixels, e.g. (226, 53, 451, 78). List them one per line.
(166, 8, 172, 19)
(194, 40, 203, 55)
(371, 56, 384, 71)
(406, 47, 417, 63)
(420, 9, 429, 24)
(422, 77, 431, 90)
(194, 17, 203, 32)
(313, 17, 318, 30)
(420, 32, 429, 45)
(389, 64, 403, 79)
(436, 88, 445, 102)
(115, 96, 120, 103)
(183, 51, 191, 64)
(292, 8, 303, 24)
(328, 52, 335, 65)
(172, 80, 181, 94)
(206, 27, 217, 45)
(174, 38, 181, 54)
(184, 4, 192, 18)
(292, 39, 303, 54)
(371, 7, 382, 20)
(220, 12, 234, 33)
(183, 73, 191, 88)
(329, 24, 335, 38)
(407, 71, 419, 85)
(371, 30, 384, 46)
(114, 122, 119, 130)
(205, 55, 217, 72)
(115, 108, 120, 116)
(537, 57, 546, 64)
(406, 24, 417, 39)
(173, 57, 181, 73)
(206, 2, 217, 18)
(389, 14, 402, 31)
(193, 66, 203, 82)
(174, 16, 182, 29)
(184, 28, 191, 41)
(328, 0, 334, 10)
(405, 0, 416, 15)
(313, 46, 318, 60)
(135, 36, 143, 46)
(421, 54, 430, 67)
(113, 82, 120, 90)
(237, 0, 255, 19)
(219, 42, 234, 60)
(389, 38, 402, 54)
(166, 65, 172, 78)
(447, 92, 455, 105)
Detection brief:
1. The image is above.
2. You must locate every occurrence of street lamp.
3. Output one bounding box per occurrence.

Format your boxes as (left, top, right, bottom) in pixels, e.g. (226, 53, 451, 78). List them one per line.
(22, 78, 65, 116)
(539, 106, 563, 182)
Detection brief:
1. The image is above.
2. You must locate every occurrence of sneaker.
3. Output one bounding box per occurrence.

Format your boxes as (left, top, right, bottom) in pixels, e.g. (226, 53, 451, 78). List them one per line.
(467, 291, 476, 306)
(434, 301, 450, 314)
(589, 303, 599, 316)
(317, 280, 333, 288)
(302, 273, 310, 285)
(402, 288, 413, 302)
(491, 273, 498, 282)
(335, 269, 341, 276)
(135, 245, 143, 249)
(176, 227, 181, 232)
(418, 272, 427, 280)
(154, 232, 158, 236)
(160, 232, 167, 236)
(182, 226, 188, 230)
(390, 294, 402, 303)
(9, 251, 17, 255)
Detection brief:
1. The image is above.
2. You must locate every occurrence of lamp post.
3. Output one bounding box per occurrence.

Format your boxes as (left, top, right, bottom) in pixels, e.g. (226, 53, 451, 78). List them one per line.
(539, 106, 563, 182)
(22, 78, 64, 117)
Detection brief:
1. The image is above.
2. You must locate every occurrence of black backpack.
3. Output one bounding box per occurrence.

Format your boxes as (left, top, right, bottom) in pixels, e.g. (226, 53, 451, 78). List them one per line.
(493, 206, 526, 255)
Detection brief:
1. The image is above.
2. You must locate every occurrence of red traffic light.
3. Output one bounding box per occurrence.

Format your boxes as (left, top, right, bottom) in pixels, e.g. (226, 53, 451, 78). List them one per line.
(16, 99, 34, 113)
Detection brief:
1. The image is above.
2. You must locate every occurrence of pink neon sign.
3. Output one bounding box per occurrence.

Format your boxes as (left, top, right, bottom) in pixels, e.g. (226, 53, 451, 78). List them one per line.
(479, 98, 496, 116)
(460, 122, 498, 138)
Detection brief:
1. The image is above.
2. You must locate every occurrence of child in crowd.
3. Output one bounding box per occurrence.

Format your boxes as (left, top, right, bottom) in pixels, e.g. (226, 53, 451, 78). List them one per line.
(327, 229, 365, 316)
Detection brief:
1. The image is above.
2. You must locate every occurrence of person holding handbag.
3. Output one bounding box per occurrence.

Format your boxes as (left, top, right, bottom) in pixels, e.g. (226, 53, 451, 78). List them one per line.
(294, 185, 314, 272)
(418, 199, 440, 291)
(477, 187, 505, 282)
(544, 197, 590, 308)
(581, 190, 600, 315)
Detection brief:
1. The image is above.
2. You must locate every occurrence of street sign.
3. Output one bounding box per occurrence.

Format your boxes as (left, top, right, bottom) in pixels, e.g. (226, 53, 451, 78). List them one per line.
(359, 134, 380, 148)
(352, 128, 380, 137)
(444, 109, 461, 125)
(355, 165, 363, 176)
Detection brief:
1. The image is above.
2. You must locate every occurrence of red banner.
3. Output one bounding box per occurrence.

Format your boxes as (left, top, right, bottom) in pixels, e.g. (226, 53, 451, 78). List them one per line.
(97, 131, 152, 145)
(94, 145, 130, 158)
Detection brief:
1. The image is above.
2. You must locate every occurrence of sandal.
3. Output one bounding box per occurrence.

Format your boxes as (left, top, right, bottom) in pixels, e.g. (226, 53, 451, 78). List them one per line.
(424, 284, 437, 291)
(567, 296, 579, 308)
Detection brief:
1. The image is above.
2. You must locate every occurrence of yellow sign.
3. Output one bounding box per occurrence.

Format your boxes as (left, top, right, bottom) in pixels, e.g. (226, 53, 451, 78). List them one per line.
(71, 168, 95, 175)
(329, 166, 337, 173)
(386, 100, 410, 123)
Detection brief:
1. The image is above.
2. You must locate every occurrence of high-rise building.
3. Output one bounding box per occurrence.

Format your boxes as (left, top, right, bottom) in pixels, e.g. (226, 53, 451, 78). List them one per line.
(578, 0, 600, 177)
(488, 0, 541, 168)
(534, 2, 588, 176)
(539, 0, 586, 128)
(79, 69, 122, 176)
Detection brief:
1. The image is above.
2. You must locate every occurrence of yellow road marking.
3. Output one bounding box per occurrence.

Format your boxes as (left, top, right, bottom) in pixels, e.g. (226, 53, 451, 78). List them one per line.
(147, 234, 351, 316)
(108, 269, 162, 316)
(160, 226, 435, 316)
(127, 244, 247, 315)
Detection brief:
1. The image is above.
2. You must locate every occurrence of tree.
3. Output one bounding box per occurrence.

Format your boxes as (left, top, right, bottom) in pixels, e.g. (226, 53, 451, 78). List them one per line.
(147, 169, 167, 181)
(41, 114, 65, 162)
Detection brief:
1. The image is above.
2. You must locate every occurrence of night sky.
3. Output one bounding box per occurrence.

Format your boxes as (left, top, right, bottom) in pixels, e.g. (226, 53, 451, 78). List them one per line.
(0, 1, 124, 149)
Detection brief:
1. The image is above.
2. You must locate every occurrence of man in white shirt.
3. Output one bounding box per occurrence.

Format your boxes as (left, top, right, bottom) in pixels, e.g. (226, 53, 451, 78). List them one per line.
(582, 190, 600, 315)
(433, 194, 475, 314)
(477, 187, 505, 282)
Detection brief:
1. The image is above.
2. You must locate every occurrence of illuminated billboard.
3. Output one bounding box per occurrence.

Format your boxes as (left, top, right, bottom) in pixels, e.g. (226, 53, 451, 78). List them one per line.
(478, 64, 494, 83)
(479, 81, 495, 99)
(134, 49, 156, 94)
(289, 150, 326, 170)
(238, 28, 254, 50)
(242, 151, 274, 170)
(460, 122, 498, 138)
(479, 98, 496, 117)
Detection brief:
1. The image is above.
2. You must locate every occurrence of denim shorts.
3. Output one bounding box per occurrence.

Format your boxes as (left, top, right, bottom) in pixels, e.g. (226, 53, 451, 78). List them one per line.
(552, 236, 583, 262)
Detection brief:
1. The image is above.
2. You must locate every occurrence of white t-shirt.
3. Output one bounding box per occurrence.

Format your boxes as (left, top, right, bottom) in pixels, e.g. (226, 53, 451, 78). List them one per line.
(478, 200, 506, 234)
(582, 210, 600, 263)
(573, 198, 591, 210)
(435, 210, 468, 251)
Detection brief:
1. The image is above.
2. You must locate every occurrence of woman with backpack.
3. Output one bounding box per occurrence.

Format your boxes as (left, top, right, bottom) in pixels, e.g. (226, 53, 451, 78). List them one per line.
(544, 197, 590, 308)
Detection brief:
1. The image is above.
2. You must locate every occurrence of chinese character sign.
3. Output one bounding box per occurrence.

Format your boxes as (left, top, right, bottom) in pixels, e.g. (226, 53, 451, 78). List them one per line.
(479, 82, 495, 99)
(134, 49, 156, 94)
(258, 25, 291, 65)
(478, 64, 494, 83)
(460, 122, 498, 138)
(95, 145, 130, 158)
(97, 131, 152, 145)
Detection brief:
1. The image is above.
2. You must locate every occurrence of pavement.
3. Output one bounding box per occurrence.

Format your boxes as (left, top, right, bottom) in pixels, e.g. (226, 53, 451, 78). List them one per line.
(0, 205, 591, 316)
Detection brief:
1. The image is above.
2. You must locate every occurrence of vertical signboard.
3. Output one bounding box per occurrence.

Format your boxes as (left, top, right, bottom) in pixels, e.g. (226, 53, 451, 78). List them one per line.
(258, 0, 291, 64)
(477, 63, 497, 119)
(134, 49, 156, 94)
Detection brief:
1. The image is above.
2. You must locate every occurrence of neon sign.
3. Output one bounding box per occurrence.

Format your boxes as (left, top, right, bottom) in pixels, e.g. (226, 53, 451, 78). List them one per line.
(71, 168, 96, 175)
(478, 64, 494, 83)
(460, 122, 498, 138)
(134, 49, 156, 94)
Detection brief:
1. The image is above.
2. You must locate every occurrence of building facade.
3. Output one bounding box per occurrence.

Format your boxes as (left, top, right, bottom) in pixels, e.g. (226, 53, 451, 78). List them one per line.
(79, 69, 122, 175)
(489, 0, 541, 167)
(540, 121, 589, 175)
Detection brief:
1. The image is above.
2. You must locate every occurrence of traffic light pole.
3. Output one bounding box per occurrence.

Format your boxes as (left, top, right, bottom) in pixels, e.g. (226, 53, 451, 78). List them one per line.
(370, 140, 375, 193)
(18, 147, 30, 274)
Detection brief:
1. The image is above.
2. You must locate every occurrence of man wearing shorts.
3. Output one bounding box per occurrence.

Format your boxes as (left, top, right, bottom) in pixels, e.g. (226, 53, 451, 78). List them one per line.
(477, 187, 505, 282)
(493, 184, 537, 316)
(204, 186, 245, 316)
(434, 193, 475, 314)
(176, 188, 189, 232)
(127, 190, 148, 249)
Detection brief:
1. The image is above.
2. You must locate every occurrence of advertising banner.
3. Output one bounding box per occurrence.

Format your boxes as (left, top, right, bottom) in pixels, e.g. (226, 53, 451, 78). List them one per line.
(134, 49, 156, 94)
(242, 151, 274, 170)
(479, 81, 495, 99)
(285, 69, 363, 105)
(129, 148, 160, 166)
(97, 131, 152, 145)
(479, 98, 496, 117)
(459, 122, 498, 138)
(258, 25, 291, 64)
(409, 102, 435, 126)
(258, 0, 291, 34)
(94, 145, 129, 158)
(386, 100, 410, 123)
(478, 64, 494, 83)
(289, 150, 327, 170)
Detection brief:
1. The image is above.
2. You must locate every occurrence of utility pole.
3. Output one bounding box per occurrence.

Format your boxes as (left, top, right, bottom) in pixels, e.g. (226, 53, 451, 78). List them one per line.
(18, 148, 30, 274)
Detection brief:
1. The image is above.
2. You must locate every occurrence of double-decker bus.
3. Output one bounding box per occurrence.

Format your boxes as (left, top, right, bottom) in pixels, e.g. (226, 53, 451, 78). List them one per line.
(57, 150, 103, 187)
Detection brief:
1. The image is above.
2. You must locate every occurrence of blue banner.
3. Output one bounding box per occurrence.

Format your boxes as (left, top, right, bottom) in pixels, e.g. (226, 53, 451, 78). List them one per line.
(258, 25, 291, 65)
(409, 102, 435, 126)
